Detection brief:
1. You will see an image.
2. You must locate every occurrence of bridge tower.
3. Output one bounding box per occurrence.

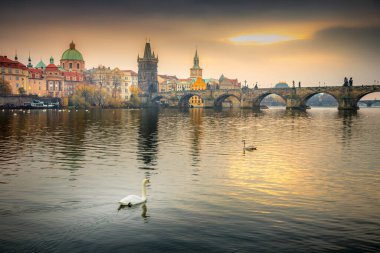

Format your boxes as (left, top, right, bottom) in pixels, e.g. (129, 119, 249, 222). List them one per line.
(138, 41, 159, 96)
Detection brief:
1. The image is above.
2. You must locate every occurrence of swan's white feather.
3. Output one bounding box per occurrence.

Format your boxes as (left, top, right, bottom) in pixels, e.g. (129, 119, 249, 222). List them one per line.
(119, 195, 146, 205)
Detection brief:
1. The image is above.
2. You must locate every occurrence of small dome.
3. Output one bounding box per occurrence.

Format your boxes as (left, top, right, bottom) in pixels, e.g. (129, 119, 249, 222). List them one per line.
(35, 60, 46, 69)
(61, 41, 84, 61)
(274, 82, 289, 88)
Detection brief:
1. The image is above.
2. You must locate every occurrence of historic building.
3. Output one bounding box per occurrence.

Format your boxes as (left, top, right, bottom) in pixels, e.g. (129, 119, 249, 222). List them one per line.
(45, 57, 65, 97)
(27, 67, 47, 96)
(60, 41, 85, 73)
(122, 70, 138, 100)
(0, 55, 28, 94)
(86, 66, 138, 100)
(190, 49, 202, 78)
(138, 42, 158, 94)
(158, 75, 177, 92)
(219, 74, 241, 89)
(191, 77, 207, 90)
(176, 78, 192, 91)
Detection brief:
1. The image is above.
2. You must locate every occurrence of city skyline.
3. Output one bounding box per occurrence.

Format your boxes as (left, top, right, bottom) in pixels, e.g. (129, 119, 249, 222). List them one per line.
(1, 0, 380, 87)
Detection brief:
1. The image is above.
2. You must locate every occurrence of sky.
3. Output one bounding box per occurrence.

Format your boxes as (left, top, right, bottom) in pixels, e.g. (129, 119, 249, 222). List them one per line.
(1, 0, 380, 88)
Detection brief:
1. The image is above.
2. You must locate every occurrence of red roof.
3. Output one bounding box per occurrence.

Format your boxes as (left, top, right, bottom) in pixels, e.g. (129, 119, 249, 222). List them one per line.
(45, 63, 59, 71)
(0, 56, 27, 70)
(28, 68, 44, 79)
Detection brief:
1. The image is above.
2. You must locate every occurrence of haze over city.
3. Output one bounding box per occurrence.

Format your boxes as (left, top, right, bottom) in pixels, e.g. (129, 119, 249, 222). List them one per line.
(1, 0, 379, 87)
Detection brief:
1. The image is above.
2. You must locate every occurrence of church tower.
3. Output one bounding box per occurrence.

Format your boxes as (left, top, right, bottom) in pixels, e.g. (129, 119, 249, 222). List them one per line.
(190, 49, 202, 78)
(138, 41, 159, 94)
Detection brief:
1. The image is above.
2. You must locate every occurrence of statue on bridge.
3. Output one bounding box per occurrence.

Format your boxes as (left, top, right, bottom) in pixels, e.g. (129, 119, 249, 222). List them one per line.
(343, 77, 349, 87)
(349, 77, 353, 86)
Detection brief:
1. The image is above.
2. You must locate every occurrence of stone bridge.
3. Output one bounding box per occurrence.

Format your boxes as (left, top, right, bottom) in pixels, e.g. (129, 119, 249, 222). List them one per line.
(358, 99, 380, 107)
(151, 85, 380, 110)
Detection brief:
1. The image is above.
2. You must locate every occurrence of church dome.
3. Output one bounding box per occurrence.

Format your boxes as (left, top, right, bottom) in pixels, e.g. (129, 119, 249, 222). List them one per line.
(61, 41, 84, 61)
(274, 82, 289, 88)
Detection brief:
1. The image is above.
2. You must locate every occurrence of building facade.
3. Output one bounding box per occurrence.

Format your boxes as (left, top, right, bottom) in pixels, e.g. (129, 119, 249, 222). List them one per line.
(45, 57, 65, 97)
(138, 42, 158, 94)
(0, 55, 28, 94)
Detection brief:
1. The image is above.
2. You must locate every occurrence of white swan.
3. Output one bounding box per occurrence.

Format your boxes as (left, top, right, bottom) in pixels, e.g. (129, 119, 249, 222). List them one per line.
(243, 140, 257, 151)
(119, 178, 150, 207)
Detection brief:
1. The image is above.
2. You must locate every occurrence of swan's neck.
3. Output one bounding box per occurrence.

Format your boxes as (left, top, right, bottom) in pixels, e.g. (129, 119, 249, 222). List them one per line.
(142, 183, 147, 200)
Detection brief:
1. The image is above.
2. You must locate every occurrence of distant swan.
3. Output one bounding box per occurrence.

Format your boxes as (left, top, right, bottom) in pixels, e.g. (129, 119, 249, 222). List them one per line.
(119, 178, 150, 207)
(243, 140, 257, 151)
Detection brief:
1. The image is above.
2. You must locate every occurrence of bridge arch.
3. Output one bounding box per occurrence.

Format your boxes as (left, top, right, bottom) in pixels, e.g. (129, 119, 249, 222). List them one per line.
(253, 92, 287, 107)
(214, 94, 241, 108)
(178, 93, 205, 108)
(356, 90, 380, 102)
(301, 92, 339, 108)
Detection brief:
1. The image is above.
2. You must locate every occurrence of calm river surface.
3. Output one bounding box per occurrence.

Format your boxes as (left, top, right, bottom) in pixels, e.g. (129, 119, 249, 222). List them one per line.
(0, 108, 379, 252)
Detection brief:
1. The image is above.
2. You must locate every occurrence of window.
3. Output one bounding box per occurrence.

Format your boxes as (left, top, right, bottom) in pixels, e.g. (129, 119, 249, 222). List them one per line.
(69, 63, 73, 69)
(62, 63, 65, 68)
(16, 76, 19, 80)
(77, 63, 80, 69)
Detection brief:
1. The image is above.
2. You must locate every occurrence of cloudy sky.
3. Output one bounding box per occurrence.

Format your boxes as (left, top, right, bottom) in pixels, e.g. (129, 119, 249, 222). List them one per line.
(1, 0, 379, 87)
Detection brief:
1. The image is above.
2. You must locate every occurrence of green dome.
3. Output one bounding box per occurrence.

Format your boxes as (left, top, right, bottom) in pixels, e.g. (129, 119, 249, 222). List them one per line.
(35, 60, 46, 69)
(61, 41, 84, 61)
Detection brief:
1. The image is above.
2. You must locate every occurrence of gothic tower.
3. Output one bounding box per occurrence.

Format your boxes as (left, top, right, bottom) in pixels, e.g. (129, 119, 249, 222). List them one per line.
(138, 41, 159, 94)
(190, 49, 202, 78)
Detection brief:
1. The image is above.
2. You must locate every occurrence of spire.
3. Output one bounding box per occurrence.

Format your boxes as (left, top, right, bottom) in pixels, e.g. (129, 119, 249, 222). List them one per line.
(193, 48, 200, 69)
(27, 51, 33, 68)
(70, 41, 75, 50)
(143, 42, 153, 59)
(14, 50, 18, 61)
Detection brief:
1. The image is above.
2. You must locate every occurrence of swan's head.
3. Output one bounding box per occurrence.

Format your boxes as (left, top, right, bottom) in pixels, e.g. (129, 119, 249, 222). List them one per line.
(143, 178, 150, 185)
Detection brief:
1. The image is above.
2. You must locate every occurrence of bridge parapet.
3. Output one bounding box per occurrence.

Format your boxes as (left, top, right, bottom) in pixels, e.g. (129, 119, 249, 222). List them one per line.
(153, 85, 380, 110)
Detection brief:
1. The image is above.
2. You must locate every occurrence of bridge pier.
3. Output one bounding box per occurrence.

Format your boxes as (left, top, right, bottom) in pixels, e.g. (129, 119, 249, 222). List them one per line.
(285, 95, 307, 110)
(338, 97, 359, 111)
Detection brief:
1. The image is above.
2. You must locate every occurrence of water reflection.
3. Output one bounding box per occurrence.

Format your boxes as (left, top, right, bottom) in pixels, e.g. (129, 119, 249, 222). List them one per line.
(189, 108, 204, 168)
(117, 203, 149, 221)
(137, 108, 159, 170)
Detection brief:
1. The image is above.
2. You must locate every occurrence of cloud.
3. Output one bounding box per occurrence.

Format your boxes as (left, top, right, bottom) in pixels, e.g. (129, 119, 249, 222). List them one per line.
(229, 34, 294, 44)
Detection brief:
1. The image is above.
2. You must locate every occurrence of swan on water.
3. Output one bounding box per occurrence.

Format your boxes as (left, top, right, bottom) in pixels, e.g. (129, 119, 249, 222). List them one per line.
(119, 178, 150, 207)
(243, 140, 257, 151)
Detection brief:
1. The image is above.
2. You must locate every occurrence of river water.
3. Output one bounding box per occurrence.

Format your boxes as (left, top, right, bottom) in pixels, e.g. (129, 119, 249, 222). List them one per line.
(0, 107, 379, 252)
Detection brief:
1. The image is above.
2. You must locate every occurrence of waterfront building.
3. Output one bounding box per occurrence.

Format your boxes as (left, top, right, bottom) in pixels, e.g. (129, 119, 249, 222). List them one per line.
(158, 75, 177, 92)
(63, 71, 84, 96)
(60, 41, 85, 73)
(191, 77, 207, 90)
(45, 57, 64, 97)
(122, 70, 138, 100)
(0, 55, 28, 94)
(219, 74, 240, 89)
(87, 66, 138, 100)
(138, 42, 158, 94)
(176, 78, 192, 91)
(27, 68, 47, 96)
(190, 49, 202, 78)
